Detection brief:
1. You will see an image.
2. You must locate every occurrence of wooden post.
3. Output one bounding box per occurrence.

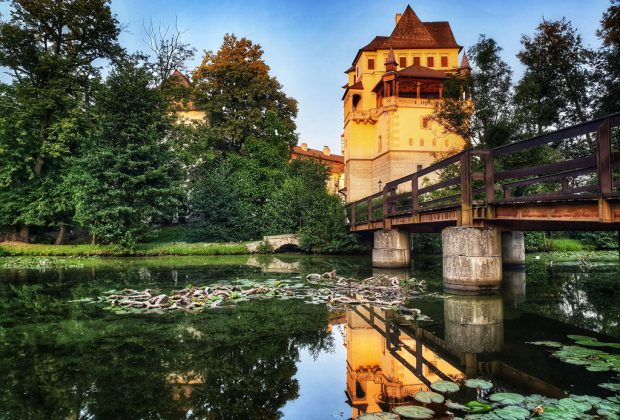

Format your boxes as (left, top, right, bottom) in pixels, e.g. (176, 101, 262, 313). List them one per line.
(411, 174, 419, 222)
(597, 119, 612, 194)
(382, 186, 390, 229)
(484, 151, 494, 204)
(561, 177, 569, 194)
(460, 151, 473, 226)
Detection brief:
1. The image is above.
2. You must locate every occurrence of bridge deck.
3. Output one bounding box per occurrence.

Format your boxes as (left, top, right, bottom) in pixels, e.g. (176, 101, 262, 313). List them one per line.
(347, 113, 620, 233)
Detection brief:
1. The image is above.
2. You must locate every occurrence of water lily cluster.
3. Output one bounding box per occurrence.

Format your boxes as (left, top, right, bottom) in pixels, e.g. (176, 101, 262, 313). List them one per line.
(72, 273, 428, 315)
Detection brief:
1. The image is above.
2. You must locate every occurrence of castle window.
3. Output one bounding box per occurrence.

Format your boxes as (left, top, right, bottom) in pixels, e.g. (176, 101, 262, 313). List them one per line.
(368, 58, 375, 70)
(427, 57, 434, 67)
(417, 164, 423, 172)
(399, 57, 407, 68)
(432, 138, 437, 147)
(444, 138, 449, 147)
(413, 56, 420, 66)
(408, 138, 413, 146)
(352, 94, 361, 112)
(419, 138, 424, 146)
(441, 56, 448, 67)
(422, 117, 430, 129)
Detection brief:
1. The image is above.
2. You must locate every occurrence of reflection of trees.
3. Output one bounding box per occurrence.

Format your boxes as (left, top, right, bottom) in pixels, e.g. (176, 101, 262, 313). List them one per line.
(0, 273, 332, 420)
(521, 262, 620, 336)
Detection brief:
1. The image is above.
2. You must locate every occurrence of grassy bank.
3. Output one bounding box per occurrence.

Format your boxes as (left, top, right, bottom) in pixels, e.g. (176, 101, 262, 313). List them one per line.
(0, 241, 251, 257)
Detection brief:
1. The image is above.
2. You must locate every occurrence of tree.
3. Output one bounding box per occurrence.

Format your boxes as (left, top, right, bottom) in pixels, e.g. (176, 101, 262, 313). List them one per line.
(73, 61, 180, 247)
(596, 0, 620, 115)
(514, 18, 595, 139)
(0, 0, 122, 240)
(192, 34, 298, 152)
(432, 36, 515, 149)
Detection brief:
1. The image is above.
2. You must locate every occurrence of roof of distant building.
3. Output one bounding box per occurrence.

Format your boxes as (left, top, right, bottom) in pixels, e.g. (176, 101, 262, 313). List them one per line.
(292, 144, 344, 165)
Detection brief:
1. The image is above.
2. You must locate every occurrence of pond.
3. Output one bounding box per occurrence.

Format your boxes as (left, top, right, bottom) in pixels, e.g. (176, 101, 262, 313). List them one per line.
(0, 253, 619, 419)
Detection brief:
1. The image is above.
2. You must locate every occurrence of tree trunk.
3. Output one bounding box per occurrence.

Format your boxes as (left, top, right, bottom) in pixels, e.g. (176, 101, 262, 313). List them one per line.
(91, 234, 96, 245)
(55, 223, 65, 245)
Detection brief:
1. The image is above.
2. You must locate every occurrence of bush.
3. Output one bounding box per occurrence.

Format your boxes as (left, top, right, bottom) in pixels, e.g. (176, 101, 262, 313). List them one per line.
(411, 233, 442, 254)
(525, 232, 547, 252)
(569, 231, 617, 250)
(545, 238, 592, 252)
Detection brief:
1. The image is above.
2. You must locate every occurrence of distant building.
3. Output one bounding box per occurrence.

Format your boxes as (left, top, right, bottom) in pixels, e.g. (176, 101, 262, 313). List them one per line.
(342, 5, 469, 202)
(167, 70, 206, 124)
(291, 143, 345, 195)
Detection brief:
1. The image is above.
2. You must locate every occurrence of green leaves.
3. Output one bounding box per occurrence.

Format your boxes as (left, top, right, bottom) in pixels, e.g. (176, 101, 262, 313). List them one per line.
(488, 393, 526, 405)
(392, 405, 435, 419)
(465, 379, 494, 390)
(413, 391, 445, 404)
(430, 380, 460, 393)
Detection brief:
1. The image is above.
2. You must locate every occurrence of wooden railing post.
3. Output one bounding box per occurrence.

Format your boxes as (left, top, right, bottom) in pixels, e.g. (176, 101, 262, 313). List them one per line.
(597, 118, 612, 194)
(411, 174, 419, 222)
(484, 151, 494, 204)
(459, 150, 473, 226)
(390, 187, 397, 215)
(382, 186, 390, 229)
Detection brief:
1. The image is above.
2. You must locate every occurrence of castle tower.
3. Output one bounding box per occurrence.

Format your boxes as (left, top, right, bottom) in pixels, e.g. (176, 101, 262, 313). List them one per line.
(342, 5, 467, 202)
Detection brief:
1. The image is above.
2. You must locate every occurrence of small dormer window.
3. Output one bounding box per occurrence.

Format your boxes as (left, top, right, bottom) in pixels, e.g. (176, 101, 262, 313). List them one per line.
(441, 56, 448, 67)
(368, 58, 375, 70)
(427, 57, 434, 67)
(413, 56, 420, 66)
(399, 57, 407, 68)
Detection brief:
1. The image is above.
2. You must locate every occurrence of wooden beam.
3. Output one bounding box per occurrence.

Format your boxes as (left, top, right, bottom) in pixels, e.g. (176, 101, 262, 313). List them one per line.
(598, 119, 612, 194)
(459, 151, 473, 226)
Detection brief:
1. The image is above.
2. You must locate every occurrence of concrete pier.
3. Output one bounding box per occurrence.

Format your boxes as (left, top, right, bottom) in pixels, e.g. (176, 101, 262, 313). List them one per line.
(372, 229, 411, 268)
(501, 231, 525, 268)
(442, 227, 502, 291)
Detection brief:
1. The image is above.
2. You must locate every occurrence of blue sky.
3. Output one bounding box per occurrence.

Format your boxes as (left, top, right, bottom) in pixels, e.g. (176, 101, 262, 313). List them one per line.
(1, 1, 612, 152)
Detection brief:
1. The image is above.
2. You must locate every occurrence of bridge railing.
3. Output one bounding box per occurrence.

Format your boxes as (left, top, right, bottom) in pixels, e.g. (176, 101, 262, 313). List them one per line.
(347, 112, 620, 228)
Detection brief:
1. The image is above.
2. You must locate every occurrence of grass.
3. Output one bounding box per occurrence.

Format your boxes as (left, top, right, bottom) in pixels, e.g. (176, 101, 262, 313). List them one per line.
(0, 241, 251, 257)
(544, 238, 594, 252)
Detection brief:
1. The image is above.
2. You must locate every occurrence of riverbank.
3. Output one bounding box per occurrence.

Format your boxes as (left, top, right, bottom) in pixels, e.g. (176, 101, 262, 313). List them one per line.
(0, 241, 251, 257)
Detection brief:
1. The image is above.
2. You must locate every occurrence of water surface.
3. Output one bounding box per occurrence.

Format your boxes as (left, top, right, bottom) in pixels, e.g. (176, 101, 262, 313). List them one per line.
(0, 253, 618, 419)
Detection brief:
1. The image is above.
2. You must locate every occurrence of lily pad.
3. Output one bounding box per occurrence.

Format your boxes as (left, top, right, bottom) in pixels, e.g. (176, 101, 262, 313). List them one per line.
(392, 405, 435, 419)
(558, 397, 592, 412)
(445, 400, 470, 411)
(414, 390, 444, 404)
(600, 382, 620, 392)
(464, 400, 493, 413)
(465, 378, 493, 390)
(567, 334, 597, 341)
(489, 393, 525, 405)
(358, 413, 399, 420)
(430, 380, 460, 393)
(492, 405, 530, 420)
(536, 405, 582, 419)
(528, 341, 563, 347)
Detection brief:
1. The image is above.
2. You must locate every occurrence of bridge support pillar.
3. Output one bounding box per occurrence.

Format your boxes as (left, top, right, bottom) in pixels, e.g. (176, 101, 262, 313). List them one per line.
(442, 227, 502, 291)
(372, 229, 411, 268)
(501, 231, 525, 269)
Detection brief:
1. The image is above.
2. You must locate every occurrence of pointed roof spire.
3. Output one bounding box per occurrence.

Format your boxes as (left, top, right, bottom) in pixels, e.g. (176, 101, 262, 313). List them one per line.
(460, 52, 470, 69)
(391, 5, 435, 43)
(385, 46, 397, 72)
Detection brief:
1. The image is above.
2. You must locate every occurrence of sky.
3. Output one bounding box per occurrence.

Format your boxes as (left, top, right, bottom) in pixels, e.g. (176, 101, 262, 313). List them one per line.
(1, 0, 612, 153)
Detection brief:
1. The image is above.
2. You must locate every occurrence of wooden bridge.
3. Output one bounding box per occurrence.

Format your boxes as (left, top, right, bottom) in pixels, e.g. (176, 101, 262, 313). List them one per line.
(347, 112, 620, 233)
(346, 112, 620, 287)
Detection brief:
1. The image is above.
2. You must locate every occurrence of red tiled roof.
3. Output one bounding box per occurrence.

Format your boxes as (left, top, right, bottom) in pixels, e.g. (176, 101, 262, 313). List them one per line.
(344, 65, 355, 73)
(292, 146, 344, 164)
(341, 80, 364, 99)
(349, 6, 461, 68)
(396, 64, 449, 79)
(460, 52, 470, 69)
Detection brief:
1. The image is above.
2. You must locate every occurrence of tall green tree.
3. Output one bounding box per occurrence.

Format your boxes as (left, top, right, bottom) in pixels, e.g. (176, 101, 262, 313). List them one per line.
(73, 61, 180, 247)
(432, 35, 515, 149)
(192, 34, 298, 152)
(596, 0, 620, 115)
(0, 0, 122, 240)
(514, 18, 595, 139)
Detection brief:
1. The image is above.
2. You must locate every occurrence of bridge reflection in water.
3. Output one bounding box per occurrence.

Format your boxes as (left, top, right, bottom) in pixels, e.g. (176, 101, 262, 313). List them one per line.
(339, 269, 564, 419)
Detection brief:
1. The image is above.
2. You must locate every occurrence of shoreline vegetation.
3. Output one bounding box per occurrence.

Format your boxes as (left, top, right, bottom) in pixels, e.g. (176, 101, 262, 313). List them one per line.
(0, 240, 617, 262)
